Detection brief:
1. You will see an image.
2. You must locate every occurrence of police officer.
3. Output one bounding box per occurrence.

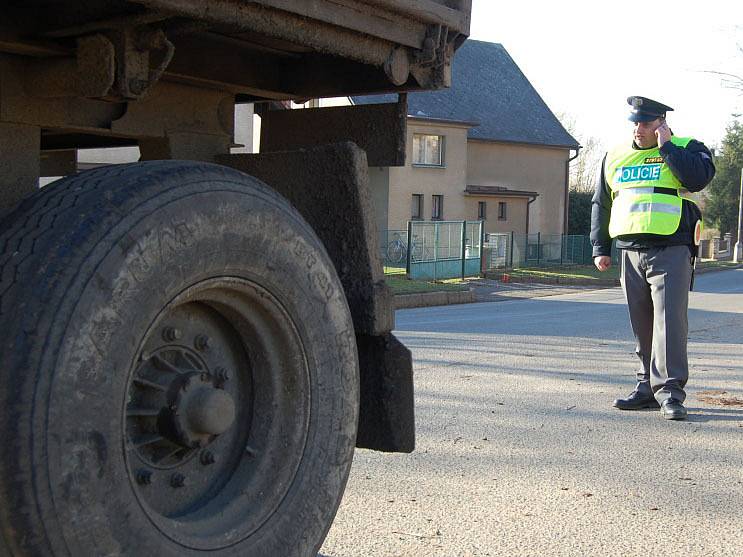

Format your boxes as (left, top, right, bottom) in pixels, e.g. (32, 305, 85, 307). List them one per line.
(591, 96, 715, 420)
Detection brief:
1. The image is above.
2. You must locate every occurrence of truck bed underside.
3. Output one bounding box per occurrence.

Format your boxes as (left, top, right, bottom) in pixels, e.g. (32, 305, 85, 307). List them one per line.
(2, 0, 470, 102)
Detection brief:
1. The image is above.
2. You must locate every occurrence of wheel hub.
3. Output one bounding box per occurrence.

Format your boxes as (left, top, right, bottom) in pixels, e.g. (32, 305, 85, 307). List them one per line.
(126, 344, 233, 468)
(170, 373, 236, 447)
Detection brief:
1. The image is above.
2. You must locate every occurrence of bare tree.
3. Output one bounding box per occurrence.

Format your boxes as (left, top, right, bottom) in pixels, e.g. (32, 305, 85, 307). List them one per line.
(570, 135, 605, 193)
(703, 30, 743, 93)
(557, 112, 605, 192)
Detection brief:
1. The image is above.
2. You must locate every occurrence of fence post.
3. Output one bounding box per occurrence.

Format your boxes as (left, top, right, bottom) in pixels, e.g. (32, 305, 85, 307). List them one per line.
(461, 221, 467, 279)
(536, 232, 541, 267)
(509, 231, 514, 268)
(405, 220, 413, 277)
(479, 222, 485, 275)
(434, 222, 439, 281)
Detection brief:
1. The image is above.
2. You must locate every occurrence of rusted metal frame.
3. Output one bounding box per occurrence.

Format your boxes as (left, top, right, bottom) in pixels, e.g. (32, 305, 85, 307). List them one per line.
(126, 0, 399, 68)
(363, 0, 471, 33)
(192, 31, 303, 59)
(238, 0, 427, 49)
(161, 33, 288, 98)
(0, 37, 71, 58)
(43, 12, 173, 38)
(276, 53, 414, 100)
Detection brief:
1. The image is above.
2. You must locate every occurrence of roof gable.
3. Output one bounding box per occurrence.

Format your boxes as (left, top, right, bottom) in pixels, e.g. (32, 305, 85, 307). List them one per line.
(352, 40, 579, 149)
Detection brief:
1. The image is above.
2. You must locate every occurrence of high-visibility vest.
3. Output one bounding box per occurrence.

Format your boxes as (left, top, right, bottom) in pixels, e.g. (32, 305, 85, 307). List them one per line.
(605, 136, 693, 238)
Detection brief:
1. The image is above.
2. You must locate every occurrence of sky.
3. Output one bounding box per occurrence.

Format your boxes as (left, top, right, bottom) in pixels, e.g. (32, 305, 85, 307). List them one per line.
(468, 0, 743, 151)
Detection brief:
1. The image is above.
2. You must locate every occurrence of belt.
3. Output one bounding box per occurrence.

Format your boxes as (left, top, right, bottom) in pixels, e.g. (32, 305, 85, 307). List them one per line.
(612, 186, 679, 199)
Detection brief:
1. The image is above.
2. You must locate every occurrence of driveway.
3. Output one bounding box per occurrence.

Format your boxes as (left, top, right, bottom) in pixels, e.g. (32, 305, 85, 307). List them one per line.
(321, 269, 743, 556)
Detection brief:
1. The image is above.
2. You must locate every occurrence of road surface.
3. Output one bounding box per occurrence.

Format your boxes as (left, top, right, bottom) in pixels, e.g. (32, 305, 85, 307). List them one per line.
(321, 269, 743, 557)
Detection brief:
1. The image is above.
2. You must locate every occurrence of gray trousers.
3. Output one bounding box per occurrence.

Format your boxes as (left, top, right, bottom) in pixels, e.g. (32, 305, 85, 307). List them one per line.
(620, 245, 693, 403)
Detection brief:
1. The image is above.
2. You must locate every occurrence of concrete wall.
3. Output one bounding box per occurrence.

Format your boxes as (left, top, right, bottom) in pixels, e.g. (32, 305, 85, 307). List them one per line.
(387, 121, 470, 231)
(467, 141, 570, 235)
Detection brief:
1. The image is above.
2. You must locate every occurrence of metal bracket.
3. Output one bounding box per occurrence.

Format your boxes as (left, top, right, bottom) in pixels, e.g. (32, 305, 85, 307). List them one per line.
(23, 28, 174, 101)
(109, 28, 175, 100)
(410, 24, 452, 88)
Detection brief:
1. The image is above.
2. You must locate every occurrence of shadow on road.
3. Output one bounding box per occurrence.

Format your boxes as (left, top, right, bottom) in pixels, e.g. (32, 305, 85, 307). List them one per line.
(686, 407, 743, 422)
(397, 297, 743, 346)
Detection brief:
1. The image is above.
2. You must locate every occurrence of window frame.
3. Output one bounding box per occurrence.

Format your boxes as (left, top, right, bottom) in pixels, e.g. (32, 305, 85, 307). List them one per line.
(412, 133, 446, 167)
(498, 201, 507, 221)
(478, 201, 487, 220)
(432, 194, 444, 220)
(411, 193, 424, 220)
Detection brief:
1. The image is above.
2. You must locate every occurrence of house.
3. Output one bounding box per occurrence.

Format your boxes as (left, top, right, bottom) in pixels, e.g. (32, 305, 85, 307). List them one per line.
(352, 40, 580, 243)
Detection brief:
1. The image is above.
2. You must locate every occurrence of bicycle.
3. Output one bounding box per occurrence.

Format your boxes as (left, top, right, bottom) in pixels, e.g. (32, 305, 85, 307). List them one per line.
(386, 233, 424, 264)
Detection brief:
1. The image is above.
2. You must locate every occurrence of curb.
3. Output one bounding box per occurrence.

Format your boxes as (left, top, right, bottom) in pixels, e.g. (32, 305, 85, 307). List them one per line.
(394, 290, 475, 309)
(481, 263, 743, 287)
(483, 271, 620, 288)
(695, 263, 743, 275)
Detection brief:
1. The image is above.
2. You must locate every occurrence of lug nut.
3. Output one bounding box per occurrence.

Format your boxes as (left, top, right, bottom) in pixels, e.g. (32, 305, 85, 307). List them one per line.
(162, 327, 182, 342)
(194, 334, 211, 352)
(215, 367, 230, 383)
(136, 469, 152, 485)
(200, 450, 216, 465)
(170, 473, 186, 488)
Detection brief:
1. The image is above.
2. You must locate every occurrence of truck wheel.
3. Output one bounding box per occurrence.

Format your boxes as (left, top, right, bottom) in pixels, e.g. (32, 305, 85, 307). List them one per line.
(0, 161, 359, 556)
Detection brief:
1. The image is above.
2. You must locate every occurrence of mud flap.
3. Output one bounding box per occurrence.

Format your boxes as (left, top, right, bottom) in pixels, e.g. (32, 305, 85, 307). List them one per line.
(356, 333, 415, 453)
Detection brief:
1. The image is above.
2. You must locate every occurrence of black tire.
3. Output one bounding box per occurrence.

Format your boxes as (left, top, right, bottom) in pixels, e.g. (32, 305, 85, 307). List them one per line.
(0, 161, 359, 556)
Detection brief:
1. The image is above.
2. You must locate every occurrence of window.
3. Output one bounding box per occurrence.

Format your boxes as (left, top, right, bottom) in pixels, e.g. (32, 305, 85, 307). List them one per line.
(412, 134, 444, 166)
(478, 201, 487, 220)
(411, 194, 423, 220)
(498, 201, 507, 220)
(432, 195, 444, 220)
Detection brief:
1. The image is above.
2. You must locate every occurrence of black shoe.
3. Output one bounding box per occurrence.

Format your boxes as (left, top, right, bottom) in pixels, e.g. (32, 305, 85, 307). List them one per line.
(613, 390, 660, 410)
(660, 399, 688, 420)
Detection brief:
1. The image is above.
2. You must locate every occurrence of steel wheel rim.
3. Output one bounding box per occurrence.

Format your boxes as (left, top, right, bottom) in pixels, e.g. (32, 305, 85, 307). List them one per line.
(124, 277, 311, 550)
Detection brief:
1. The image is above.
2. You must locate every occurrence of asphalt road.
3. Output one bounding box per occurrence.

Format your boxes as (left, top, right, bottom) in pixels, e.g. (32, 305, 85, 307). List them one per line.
(321, 268, 743, 557)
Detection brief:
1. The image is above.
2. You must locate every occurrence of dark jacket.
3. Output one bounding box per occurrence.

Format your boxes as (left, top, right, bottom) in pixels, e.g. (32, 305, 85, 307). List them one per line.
(590, 138, 715, 257)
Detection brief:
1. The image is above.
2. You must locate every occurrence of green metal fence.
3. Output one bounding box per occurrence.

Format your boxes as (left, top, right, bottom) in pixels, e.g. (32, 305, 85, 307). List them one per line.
(381, 221, 483, 280)
(383, 230, 620, 275)
(484, 233, 620, 270)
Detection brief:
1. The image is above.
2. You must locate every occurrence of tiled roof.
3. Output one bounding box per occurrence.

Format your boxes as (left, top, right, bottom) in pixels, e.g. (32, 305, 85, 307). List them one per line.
(352, 40, 579, 149)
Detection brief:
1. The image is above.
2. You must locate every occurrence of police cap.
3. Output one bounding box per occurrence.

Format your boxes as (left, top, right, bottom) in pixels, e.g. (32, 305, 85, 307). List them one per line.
(627, 96, 674, 122)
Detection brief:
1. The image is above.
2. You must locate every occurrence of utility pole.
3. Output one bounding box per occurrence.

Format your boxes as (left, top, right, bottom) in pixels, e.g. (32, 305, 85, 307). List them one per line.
(734, 168, 743, 263)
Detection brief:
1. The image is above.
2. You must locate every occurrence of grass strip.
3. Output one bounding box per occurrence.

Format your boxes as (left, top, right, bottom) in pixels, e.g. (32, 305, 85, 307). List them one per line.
(385, 276, 469, 295)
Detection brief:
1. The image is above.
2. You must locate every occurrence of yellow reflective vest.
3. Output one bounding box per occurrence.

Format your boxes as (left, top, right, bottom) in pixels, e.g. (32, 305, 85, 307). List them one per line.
(605, 136, 694, 238)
